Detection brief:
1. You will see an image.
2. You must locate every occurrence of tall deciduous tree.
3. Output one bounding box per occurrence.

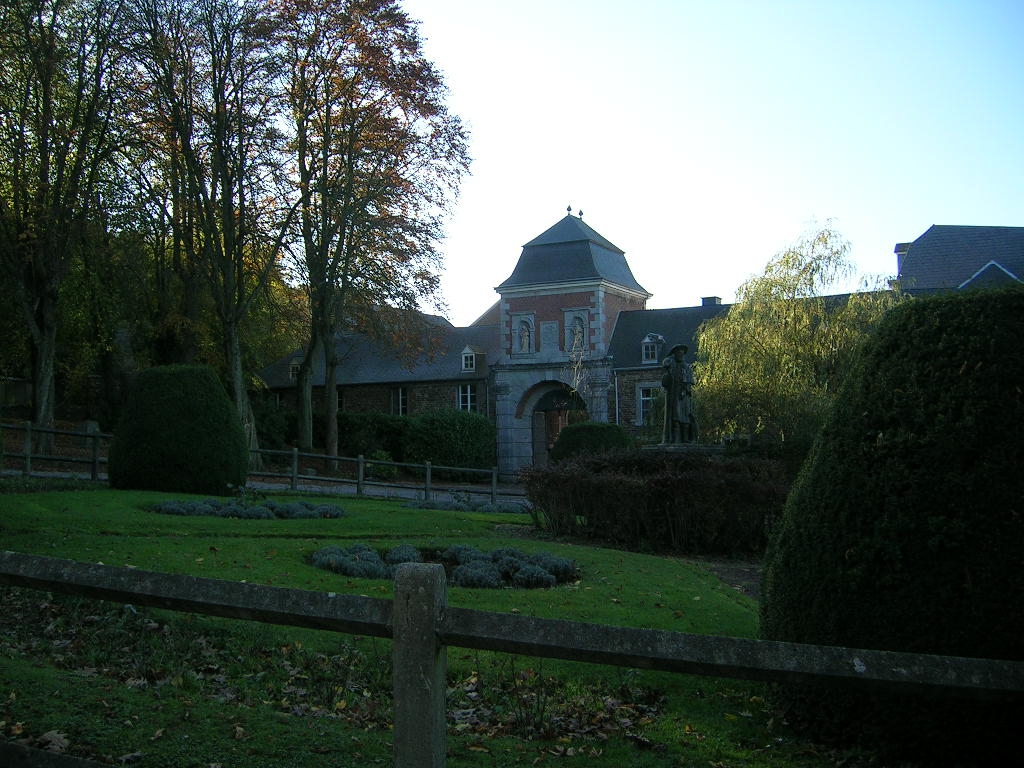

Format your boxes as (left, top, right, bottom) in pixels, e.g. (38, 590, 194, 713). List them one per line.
(127, 0, 296, 446)
(279, 0, 469, 454)
(695, 224, 906, 450)
(0, 0, 126, 433)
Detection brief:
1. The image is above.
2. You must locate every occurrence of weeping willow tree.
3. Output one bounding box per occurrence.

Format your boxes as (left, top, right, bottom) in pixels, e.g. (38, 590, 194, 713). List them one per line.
(695, 224, 905, 451)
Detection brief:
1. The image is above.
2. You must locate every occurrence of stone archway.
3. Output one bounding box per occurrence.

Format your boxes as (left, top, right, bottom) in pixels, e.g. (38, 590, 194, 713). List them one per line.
(524, 384, 587, 466)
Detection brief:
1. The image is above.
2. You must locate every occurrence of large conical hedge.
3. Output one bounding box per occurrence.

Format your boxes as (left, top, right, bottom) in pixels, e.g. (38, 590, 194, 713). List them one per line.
(761, 288, 1024, 765)
(109, 365, 248, 495)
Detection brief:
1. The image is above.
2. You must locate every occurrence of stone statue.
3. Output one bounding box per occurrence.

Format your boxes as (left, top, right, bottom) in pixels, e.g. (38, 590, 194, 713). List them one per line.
(662, 343, 697, 444)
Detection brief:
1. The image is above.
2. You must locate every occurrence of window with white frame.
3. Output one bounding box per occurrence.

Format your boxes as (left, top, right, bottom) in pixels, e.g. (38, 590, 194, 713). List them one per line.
(638, 385, 660, 426)
(462, 352, 476, 372)
(289, 361, 302, 380)
(641, 333, 664, 364)
(393, 386, 408, 416)
(458, 383, 477, 412)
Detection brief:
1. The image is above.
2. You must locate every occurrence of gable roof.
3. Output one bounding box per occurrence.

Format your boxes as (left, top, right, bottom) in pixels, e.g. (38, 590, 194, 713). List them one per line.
(608, 304, 730, 369)
(898, 225, 1024, 292)
(497, 214, 650, 296)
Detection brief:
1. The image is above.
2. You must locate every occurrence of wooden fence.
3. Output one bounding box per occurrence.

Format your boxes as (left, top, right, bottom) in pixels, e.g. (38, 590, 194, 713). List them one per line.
(0, 422, 513, 504)
(2, 551, 1022, 768)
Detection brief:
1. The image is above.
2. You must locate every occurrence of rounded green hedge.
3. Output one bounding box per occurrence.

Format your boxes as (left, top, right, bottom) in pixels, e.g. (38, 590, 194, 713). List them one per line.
(109, 365, 248, 495)
(760, 288, 1024, 764)
(548, 421, 633, 463)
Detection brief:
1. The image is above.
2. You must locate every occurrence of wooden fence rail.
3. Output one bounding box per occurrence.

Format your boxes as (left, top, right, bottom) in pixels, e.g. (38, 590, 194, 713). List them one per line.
(1, 422, 513, 504)
(249, 446, 505, 504)
(2, 551, 1022, 768)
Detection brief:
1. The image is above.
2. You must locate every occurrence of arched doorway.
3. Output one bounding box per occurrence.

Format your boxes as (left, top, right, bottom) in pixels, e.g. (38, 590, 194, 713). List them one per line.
(529, 385, 587, 466)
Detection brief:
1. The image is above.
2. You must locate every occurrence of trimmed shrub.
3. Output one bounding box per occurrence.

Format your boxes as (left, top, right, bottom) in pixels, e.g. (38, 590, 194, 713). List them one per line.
(338, 411, 409, 460)
(402, 409, 496, 477)
(528, 553, 576, 584)
(385, 544, 423, 565)
(312, 545, 391, 580)
(760, 289, 1024, 765)
(522, 450, 788, 556)
(548, 421, 634, 463)
(512, 564, 556, 589)
(442, 544, 489, 565)
(310, 542, 575, 590)
(234, 504, 275, 520)
(109, 365, 248, 495)
(150, 497, 344, 520)
(365, 449, 399, 481)
(452, 560, 503, 589)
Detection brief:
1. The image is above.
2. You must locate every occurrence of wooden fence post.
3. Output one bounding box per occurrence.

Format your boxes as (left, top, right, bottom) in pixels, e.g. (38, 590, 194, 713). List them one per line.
(90, 431, 100, 481)
(290, 447, 298, 491)
(23, 421, 32, 477)
(490, 467, 498, 505)
(357, 454, 365, 495)
(424, 461, 432, 500)
(392, 563, 447, 768)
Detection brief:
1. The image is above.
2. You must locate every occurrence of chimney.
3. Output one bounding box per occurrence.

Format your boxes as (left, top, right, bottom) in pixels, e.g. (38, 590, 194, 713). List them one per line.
(701, 296, 722, 306)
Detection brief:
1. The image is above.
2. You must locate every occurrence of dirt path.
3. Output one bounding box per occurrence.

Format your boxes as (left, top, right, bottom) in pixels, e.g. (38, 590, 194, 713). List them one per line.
(697, 558, 763, 602)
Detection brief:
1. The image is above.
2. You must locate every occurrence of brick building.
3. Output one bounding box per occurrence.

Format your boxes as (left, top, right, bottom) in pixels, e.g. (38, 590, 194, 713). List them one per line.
(261, 212, 726, 477)
(260, 217, 1021, 478)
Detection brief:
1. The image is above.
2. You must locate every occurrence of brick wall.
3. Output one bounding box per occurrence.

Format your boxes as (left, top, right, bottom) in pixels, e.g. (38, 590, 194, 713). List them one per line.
(611, 369, 664, 441)
(503, 291, 597, 354)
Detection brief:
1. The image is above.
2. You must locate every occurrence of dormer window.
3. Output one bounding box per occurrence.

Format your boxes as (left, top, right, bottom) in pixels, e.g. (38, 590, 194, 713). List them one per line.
(289, 360, 302, 380)
(461, 345, 481, 372)
(641, 333, 664, 364)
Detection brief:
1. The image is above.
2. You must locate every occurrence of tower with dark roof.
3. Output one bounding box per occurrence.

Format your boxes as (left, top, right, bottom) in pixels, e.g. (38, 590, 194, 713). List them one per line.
(490, 212, 652, 476)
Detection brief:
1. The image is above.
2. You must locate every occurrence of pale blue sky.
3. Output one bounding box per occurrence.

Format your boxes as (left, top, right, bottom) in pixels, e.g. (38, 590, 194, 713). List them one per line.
(402, 0, 1024, 325)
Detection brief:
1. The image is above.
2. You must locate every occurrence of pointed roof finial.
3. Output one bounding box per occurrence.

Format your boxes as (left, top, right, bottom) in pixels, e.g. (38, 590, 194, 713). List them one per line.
(566, 204, 572, 215)
(578, 209, 583, 219)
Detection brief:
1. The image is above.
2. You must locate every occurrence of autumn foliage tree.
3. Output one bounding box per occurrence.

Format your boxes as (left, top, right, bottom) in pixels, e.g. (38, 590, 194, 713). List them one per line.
(125, 0, 298, 448)
(695, 224, 905, 453)
(279, 0, 470, 454)
(0, 0, 467, 439)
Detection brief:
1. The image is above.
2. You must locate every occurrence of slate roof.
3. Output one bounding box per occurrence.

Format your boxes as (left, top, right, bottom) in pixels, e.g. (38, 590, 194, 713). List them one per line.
(898, 225, 1024, 292)
(497, 215, 650, 296)
(607, 304, 730, 369)
(260, 321, 501, 390)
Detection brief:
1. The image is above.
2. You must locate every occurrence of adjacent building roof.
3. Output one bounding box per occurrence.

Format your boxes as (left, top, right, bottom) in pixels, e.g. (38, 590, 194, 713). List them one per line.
(497, 214, 650, 296)
(607, 302, 730, 369)
(898, 225, 1024, 292)
(260, 321, 501, 390)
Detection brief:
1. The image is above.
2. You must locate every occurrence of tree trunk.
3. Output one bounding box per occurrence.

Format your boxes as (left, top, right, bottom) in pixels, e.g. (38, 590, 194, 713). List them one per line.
(297, 334, 321, 452)
(224, 320, 259, 468)
(28, 290, 58, 454)
(323, 345, 339, 462)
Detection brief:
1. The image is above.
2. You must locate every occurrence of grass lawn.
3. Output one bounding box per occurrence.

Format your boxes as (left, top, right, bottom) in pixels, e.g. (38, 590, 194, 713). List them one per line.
(0, 485, 854, 767)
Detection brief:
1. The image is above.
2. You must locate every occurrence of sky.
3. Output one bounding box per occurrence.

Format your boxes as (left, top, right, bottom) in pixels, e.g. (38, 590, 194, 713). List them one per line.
(401, 0, 1024, 326)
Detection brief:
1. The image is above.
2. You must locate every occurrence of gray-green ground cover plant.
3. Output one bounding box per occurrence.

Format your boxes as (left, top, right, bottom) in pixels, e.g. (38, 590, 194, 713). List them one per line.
(151, 497, 344, 520)
(311, 543, 576, 589)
